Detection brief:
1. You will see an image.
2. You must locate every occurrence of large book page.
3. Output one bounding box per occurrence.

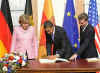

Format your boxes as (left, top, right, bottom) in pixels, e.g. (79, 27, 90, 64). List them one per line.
(39, 58, 69, 63)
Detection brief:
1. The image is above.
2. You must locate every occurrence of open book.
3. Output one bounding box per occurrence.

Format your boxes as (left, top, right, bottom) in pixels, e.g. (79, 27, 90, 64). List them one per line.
(39, 58, 69, 63)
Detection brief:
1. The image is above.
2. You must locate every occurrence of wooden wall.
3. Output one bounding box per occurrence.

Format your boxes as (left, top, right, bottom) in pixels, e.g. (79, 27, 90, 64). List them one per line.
(75, 0, 85, 36)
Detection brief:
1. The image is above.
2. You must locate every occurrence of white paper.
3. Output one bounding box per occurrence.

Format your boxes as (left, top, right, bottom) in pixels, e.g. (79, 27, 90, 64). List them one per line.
(39, 58, 69, 63)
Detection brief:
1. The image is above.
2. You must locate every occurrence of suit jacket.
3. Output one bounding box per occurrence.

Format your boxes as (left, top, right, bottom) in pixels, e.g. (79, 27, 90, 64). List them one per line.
(77, 24, 98, 58)
(46, 26, 72, 58)
(11, 26, 38, 59)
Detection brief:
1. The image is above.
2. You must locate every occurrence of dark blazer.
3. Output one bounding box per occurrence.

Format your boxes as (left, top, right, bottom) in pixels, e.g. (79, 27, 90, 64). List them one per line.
(77, 24, 98, 58)
(46, 26, 72, 59)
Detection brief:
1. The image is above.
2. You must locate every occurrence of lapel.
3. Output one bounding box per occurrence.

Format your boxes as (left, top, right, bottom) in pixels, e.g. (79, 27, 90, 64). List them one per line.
(54, 26, 57, 43)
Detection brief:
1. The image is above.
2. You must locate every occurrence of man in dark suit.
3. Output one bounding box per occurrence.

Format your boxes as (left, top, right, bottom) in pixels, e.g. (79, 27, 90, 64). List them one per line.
(44, 20, 72, 59)
(70, 13, 98, 60)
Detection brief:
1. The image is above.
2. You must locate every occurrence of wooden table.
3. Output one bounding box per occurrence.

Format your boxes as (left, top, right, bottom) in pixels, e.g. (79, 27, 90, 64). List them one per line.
(16, 59, 100, 73)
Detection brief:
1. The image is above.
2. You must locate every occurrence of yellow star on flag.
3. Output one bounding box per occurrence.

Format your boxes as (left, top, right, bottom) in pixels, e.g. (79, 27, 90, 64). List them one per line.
(74, 43, 77, 48)
(74, 15, 78, 19)
(78, 38, 80, 42)
(67, 12, 71, 16)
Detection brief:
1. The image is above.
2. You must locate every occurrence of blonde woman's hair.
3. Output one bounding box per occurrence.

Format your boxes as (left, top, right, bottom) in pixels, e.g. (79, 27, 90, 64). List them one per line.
(19, 14, 30, 25)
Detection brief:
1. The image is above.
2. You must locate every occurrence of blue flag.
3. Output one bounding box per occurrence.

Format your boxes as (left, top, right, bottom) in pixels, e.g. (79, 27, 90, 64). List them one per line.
(63, 0, 80, 53)
(88, 0, 98, 26)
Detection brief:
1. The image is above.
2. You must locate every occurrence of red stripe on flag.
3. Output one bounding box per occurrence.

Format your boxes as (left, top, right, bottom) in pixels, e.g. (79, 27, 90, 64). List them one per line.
(0, 10, 12, 53)
(95, 27, 100, 43)
(39, 12, 48, 46)
(41, 12, 48, 25)
(94, 24, 100, 54)
(95, 40, 100, 53)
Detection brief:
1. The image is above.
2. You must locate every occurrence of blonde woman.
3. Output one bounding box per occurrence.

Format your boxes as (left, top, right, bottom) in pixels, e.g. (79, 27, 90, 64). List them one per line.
(11, 14, 38, 60)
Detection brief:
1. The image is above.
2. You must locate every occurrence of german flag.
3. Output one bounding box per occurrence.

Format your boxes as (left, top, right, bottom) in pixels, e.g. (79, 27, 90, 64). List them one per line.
(0, 0, 13, 57)
(38, 0, 55, 59)
(24, 0, 34, 26)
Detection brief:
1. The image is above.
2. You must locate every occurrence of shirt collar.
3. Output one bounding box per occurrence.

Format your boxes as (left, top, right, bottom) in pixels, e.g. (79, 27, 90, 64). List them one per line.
(83, 24, 88, 31)
(52, 27, 55, 41)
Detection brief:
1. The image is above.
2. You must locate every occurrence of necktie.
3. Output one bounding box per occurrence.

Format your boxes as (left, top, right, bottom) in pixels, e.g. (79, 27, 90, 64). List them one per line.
(51, 43, 54, 55)
(51, 34, 54, 55)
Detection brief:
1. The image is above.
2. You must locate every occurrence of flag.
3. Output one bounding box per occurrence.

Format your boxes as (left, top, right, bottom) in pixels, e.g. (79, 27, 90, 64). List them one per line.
(1, 0, 13, 34)
(95, 24, 100, 53)
(0, 0, 13, 57)
(63, 0, 80, 53)
(88, 0, 100, 54)
(24, 0, 34, 26)
(88, 0, 100, 72)
(38, 0, 55, 59)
